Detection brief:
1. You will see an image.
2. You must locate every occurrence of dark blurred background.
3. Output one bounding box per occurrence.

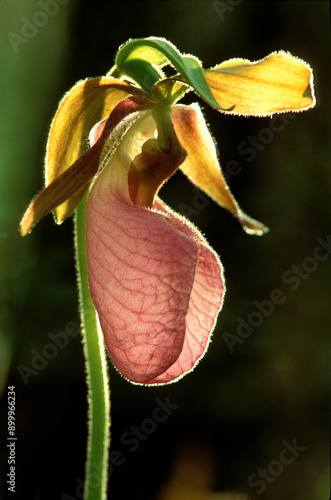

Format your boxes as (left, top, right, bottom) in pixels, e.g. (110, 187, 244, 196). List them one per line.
(0, 1, 330, 499)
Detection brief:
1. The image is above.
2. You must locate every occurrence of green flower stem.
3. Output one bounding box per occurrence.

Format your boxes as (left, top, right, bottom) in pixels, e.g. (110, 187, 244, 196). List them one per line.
(152, 105, 178, 153)
(74, 193, 110, 500)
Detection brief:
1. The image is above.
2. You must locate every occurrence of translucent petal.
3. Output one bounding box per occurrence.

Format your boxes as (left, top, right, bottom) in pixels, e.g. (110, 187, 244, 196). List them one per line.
(204, 51, 315, 116)
(172, 103, 268, 235)
(45, 77, 145, 222)
(20, 95, 152, 236)
(86, 119, 225, 385)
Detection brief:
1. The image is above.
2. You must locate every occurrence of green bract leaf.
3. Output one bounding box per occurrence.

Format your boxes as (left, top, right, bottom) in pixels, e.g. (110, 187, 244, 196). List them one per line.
(115, 37, 232, 111)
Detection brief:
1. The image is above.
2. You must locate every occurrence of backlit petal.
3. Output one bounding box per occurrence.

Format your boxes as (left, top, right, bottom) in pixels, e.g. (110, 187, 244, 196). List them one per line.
(46, 77, 145, 222)
(86, 115, 225, 384)
(146, 198, 225, 385)
(204, 51, 315, 116)
(172, 103, 268, 235)
(20, 95, 153, 236)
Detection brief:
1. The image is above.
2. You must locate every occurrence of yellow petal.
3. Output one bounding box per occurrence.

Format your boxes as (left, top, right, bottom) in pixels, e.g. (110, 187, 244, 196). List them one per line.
(20, 95, 154, 236)
(204, 51, 315, 116)
(46, 77, 145, 222)
(172, 104, 268, 235)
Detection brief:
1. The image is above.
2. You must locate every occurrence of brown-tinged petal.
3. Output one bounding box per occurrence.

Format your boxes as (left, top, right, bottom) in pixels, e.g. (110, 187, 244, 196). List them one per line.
(45, 77, 147, 222)
(128, 106, 187, 208)
(172, 103, 268, 235)
(204, 51, 315, 116)
(20, 96, 155, 236)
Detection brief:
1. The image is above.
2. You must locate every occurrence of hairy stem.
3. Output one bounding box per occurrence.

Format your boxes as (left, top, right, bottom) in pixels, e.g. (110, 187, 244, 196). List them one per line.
(74, 193, 110, 500)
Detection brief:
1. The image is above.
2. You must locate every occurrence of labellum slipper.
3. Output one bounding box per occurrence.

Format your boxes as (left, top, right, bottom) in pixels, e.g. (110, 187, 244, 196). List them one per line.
(86, 112, 225, 384)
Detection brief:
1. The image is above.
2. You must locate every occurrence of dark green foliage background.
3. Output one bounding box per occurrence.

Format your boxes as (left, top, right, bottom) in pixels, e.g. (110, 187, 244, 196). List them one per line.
(0, 1, 330, 499)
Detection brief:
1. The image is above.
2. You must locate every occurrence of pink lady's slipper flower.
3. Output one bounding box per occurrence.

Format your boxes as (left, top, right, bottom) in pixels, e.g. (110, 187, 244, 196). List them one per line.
(20, 38, 315, 385)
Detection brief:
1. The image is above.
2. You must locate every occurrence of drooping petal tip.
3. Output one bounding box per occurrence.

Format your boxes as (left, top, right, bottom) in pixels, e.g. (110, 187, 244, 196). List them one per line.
(172, 103, 267, 235)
